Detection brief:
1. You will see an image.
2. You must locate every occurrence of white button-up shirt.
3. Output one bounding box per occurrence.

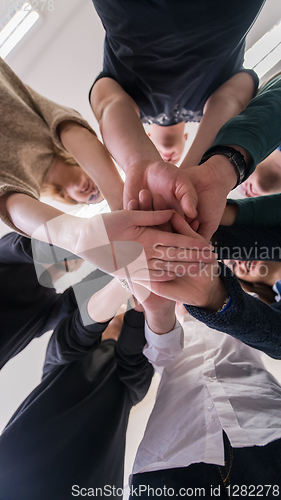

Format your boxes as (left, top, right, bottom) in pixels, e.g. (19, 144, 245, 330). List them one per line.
(132, 314, 281, 475)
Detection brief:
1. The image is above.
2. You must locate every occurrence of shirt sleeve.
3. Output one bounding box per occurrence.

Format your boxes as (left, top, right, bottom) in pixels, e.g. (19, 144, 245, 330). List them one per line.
(214, 223, 281, 262)
(227, 194, 281, 228)
(184, 262, 281, 359)
(115, 309, 154, 406)
(26, 86, 97, 151)
(207, 74, 281, 176)
(42, 270, 114, 376)
(0, 232, 80, 266)
(143, 319, 184, 368)
(42, 307, 111, 378)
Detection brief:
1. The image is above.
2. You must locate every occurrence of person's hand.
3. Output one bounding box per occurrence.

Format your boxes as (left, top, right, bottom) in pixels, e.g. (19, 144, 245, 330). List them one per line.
(127, 190, 176, 333)
(75, 209, 216, 282)
(124, 156, 237, 242)
(134, 260, 228, 312)
(101, 307, 126, 341)
(179, 156, 238, 240)
(124, 160, 199, 219)
(127, 190, 225, 311)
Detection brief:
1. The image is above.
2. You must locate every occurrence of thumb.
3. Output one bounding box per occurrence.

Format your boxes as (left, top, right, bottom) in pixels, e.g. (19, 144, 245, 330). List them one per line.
(179, 191, 198, 220)
(175, 177, 198, 219)
(129, 209, 174, 227)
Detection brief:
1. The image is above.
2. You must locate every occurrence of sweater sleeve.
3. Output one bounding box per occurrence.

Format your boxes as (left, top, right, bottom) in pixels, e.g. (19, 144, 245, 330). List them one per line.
(115, 309, 154, 406)
(208, 74, 281, 176)
(227, 194, 281, 228)
(214, 224, 281, 262)
(184, 262, 281, 359)
(26, 86, 96, 151)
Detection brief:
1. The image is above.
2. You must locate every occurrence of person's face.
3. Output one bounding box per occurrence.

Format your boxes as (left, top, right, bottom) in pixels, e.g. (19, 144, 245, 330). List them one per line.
(241, 174, 263, 197)
(46, 160, 104, 204)
(148, 123, 188, 163)
(225, 259, 281, 285)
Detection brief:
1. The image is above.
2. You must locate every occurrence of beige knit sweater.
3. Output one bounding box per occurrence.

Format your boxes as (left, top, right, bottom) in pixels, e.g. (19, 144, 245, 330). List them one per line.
(0, 57, 95, 233)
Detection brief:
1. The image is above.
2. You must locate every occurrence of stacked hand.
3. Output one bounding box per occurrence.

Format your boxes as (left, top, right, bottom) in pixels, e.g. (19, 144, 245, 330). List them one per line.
(128, 190, 228, 315)
(124, 155, 238, 242)
(74, 207, 216, 282)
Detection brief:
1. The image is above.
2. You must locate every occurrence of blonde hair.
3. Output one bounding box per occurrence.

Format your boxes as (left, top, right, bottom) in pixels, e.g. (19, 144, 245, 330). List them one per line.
(41, 147, 80, 204)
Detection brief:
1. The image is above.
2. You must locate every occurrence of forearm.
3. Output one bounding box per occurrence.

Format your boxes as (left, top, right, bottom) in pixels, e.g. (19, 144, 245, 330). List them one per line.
(43, 309, 110, 377)
(220, 193, 281, 229)
(87, 278, 131, 323)
(5, 193, 82, 248)
(181, 72, 256, 169)
(91, 80, 161, 172)
(115, 309, 154, 405)
(184, 263, 281, 359)
(58, 121, 124, 211)
(4, 192, 113, 271)
(211, 75, 281, 176)
(213, 224, 281, 262)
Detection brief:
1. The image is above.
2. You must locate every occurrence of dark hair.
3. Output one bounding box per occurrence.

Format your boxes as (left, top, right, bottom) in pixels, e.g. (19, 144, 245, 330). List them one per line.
(238, 278, 276, 305)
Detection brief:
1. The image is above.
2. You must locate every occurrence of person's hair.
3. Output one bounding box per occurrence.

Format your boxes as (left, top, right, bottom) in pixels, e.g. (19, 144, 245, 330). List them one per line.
(40, 183, 78, 204)
(41, 147, 80, 205)
(238, 278, 276, 305)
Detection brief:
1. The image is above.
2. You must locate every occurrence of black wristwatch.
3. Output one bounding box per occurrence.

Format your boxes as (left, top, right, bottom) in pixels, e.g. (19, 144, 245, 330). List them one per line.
(199, 145, 248, 188)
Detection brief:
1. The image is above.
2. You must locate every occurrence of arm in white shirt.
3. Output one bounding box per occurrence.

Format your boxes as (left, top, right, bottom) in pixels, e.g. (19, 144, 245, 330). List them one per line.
(143, 319, 184, 369)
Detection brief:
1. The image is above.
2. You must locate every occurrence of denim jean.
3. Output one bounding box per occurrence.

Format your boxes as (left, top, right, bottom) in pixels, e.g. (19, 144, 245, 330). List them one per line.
(130, 433, 281, 499)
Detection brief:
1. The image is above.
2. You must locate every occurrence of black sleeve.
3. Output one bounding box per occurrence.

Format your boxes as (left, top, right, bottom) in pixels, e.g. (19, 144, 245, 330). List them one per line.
(184, 263, 281, 359)
(0, 233, 34, 264)
(0, 232, 80, 265)
(42, 305, 111, 378)
(37, 269, 113, 337)
(214, 225, 281, 262)
(115, 309, 154, 406)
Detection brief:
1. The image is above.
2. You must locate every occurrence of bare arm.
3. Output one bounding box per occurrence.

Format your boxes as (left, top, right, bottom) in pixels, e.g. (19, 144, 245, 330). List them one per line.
(91, 77, 160, 170)
(58, 121, 124, 211)
(181, 72, 256, 169)
(91, 78, 199, 217)
(3, 192, 215, 281)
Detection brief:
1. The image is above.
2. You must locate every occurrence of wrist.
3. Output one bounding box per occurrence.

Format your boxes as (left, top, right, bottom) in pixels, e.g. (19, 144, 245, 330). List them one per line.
(199, 155, 238, 193)
(87, 278, 131, 322)
(203, 277, 229, 313)
(124, 152, 161, 174)
(73, 214, 109, 258)
(145, 308, 176, 335)
(199, 145, 251, 190)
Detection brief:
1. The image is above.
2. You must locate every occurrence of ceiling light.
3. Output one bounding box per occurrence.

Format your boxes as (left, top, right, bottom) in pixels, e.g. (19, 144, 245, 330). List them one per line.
(0, 2, 39, 59)
(245, 20, 281, 78)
